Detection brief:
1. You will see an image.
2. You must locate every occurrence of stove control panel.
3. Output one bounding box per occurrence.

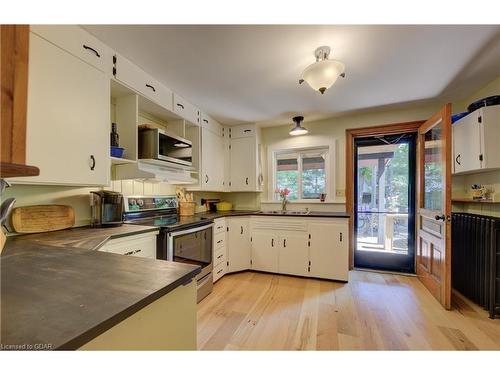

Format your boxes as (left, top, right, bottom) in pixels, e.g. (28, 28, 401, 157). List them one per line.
(124, 195, 178, 212)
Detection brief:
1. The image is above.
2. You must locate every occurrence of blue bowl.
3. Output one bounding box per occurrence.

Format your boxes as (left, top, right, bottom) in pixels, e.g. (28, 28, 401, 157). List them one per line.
(110, 146, 124, 158)
(451, 112, 469, 124)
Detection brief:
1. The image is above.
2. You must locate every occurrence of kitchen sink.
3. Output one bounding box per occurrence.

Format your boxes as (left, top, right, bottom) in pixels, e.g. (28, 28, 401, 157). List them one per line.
(258, 210, 311, 215)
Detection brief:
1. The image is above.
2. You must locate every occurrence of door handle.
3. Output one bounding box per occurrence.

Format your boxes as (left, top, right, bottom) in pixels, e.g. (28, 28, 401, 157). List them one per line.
(455, 154, 461, 165)
(434, 214, 446, 221)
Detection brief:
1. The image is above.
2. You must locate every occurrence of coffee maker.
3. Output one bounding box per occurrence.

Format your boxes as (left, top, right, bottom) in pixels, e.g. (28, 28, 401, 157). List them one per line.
(90, 191, 124, 227)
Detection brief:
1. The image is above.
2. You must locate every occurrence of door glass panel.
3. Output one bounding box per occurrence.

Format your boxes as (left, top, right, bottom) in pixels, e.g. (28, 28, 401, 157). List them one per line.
(354, 134, 416, 273)
(423, 120, 443, 211)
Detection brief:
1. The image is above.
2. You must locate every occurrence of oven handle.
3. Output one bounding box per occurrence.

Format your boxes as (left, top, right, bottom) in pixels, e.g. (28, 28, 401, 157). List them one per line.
(168, 222, 214, 238)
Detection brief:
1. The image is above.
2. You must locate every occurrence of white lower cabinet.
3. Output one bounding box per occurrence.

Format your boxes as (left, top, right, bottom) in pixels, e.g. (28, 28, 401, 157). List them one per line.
(278, 232, 309, 277)
(98, 231, 159, 259)
(226, 217, 251, 272)
(213, 218, 227, 283)
(309, 222, 349, 281)
(251, 231, 279, 272)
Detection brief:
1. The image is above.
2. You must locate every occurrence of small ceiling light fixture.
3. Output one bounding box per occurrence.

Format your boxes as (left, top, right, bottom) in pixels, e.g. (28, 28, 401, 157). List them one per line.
(289, 116, 308, 136)
(299, 46, 346, 94)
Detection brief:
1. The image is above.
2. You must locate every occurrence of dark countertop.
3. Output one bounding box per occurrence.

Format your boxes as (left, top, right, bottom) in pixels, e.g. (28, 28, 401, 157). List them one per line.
(194, 210, 350, 219)
(1, 228, 200, 350)
(17, 224, 160, 250)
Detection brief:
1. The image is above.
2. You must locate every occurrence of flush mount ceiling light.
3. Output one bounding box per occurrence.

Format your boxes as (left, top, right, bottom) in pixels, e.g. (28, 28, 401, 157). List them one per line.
(299, 46, 346, 94)
(289, 116, 308, 136)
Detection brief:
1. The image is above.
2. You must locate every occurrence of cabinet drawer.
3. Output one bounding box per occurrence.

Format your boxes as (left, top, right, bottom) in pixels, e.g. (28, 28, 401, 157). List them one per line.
(114, 53, 172, 111)
(214, 231, 226, 249)
(213, 261, 226, 283)
(31, 25, 112, 74)
(230, 124, 255, 139)
(99, 232, 158, 259)
(213, 219, 226, 234)
(173, 93, 199, 125)
(214, 246, 226, 266)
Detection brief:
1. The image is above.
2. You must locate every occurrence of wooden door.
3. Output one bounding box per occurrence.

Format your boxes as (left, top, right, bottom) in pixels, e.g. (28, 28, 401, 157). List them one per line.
(416, 104, 452, 309)
(251, 230, 278, 272)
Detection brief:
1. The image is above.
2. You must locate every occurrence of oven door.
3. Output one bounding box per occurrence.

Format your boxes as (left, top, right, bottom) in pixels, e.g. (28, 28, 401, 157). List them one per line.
(167, 223, 213, 268)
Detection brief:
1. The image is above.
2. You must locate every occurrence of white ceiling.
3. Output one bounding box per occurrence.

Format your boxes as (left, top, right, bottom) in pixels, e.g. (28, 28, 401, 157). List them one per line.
(83, 25, 500, 126)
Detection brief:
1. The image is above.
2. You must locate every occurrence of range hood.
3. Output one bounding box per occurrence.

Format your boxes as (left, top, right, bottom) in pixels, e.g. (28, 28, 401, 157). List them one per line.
(114, 160, 197, 184)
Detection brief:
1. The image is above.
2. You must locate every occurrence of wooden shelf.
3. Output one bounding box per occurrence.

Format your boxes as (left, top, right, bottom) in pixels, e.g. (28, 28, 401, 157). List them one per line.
(110, 157, 137, 165)
(0, 162, 40, 178)
(452, 198, 500, 204)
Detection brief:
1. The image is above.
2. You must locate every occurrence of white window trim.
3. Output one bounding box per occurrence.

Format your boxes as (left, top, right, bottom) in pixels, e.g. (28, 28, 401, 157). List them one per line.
(267, 137, 336, 202)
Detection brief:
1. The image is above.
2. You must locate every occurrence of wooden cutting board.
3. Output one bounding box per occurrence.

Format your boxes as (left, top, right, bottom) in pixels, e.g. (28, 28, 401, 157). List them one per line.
(11, 205, 75, 233)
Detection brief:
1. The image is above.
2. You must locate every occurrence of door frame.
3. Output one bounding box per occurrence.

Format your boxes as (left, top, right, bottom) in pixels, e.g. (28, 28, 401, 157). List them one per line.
(345, 121, 424, 269)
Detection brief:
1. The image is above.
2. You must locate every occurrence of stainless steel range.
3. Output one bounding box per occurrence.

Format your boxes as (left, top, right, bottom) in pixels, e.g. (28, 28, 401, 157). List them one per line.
(123, 195, 213, 302)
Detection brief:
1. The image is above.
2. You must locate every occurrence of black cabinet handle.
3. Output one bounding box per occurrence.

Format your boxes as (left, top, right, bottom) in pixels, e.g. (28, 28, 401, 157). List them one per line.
(271, 238, 274, 247)
(217, 269, 223, 274)
(283, 239, 286, 248)
(90, 155, 96, 170)
(244, 129, 251, 133)
(124, 249, 140, 256)
(176, 103, 185, 109)
(217, 240, 223, 244)
(340, 233, 343, 242)
(205, 175, 209, 183)
(217, 254, 223, 259)
(240, 226, 243, 235)
(245, 177, 249, 185)
(83, 45, 100, 58)
(455, 154, 461, 165)
(145, 84, 156, 92)
(203, 119, 208, 124)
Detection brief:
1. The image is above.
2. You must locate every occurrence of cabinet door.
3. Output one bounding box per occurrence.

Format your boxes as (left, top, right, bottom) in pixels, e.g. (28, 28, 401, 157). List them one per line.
(452, 114, 481, 173)
(230, 137, 256, 191)
(12, 33, 109, 186)
(227, 218, 251, 272)
(114, 53, 172, 111)
(278, 232, 309, 277)
(251, 231, 278, 273)
(201, 127, 224, 191)
(309, 222, 349, 281)
(481, 106, 500, 170)
(173, 93, 199, 125)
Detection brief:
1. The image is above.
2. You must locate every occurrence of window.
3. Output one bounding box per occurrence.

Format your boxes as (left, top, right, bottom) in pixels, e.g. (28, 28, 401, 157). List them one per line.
(275, 148, 328, 200)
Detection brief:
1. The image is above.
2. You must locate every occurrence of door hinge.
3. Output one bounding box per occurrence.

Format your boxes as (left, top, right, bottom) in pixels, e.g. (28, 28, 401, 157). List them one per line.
(308, 241, 310, 247)
(308, 261, 311, 272)
(250, 259, 252, 265)
(227, 261, 229, 266)
(229, 128, 232, 138)
(250, 236, 252, 242)
(229, 181, 232, 187)
(112, 67, 116, 76)
(308, 233, 311, 239)
(227, 226, 229, 232)
(478, 116, 482, 123)
(340, 232, 343, 242)
(479, 154, 483, 161)
(229, 144, 231, 150)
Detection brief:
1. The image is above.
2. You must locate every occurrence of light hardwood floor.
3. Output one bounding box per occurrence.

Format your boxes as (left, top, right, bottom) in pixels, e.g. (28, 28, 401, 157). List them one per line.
(197, 270, 500, 350)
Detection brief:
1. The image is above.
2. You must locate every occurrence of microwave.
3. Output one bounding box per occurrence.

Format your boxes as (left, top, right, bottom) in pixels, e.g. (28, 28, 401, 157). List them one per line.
(138, 128, 192, 167)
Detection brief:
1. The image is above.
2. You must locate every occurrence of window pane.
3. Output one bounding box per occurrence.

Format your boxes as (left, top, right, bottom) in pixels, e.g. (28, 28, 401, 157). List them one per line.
(276, 157, 298, 200)
(301, 155, 325, 199)
(423, 122, 443, 210)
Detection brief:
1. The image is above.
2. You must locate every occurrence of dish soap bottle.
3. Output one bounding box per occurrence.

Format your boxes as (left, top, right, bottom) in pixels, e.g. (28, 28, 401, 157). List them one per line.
(110, 122, 119, 147)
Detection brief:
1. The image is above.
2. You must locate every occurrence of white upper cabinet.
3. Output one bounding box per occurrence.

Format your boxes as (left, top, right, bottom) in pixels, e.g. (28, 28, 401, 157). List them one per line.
(30, 25, 113, 75)
(173, 93, 199, 125)
(113, 53, 173, 111)
(229, 124, 263, 192)
(200, 127, 225, 191)
(9, 32, 110, 186)
(452, 105, 500, 174)
(199, 112, 223, 137)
